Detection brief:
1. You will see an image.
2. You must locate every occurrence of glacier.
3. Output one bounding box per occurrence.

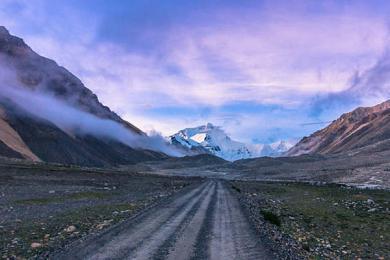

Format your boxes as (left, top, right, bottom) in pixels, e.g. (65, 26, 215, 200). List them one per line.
(170, 123, 295, 161)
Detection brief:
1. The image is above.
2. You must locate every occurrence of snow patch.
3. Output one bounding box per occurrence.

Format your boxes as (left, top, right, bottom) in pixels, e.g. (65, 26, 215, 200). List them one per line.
(190, 133, 207, 143)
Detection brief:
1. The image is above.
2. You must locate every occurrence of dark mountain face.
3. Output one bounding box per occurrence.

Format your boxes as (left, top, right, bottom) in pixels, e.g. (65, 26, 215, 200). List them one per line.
(287, 100, 390, 156)
(0, 26, 143, 135)
(0, 26, 168, 166)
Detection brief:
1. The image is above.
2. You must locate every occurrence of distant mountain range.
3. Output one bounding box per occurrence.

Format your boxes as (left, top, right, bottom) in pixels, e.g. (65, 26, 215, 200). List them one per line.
(287, 99, 390, 156)
(170, 123, 295, 161)
(171, 98, 390, 161)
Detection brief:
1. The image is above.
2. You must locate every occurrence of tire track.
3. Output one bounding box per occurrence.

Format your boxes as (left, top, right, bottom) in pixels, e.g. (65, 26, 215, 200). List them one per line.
(53, 180, 272, 260)
(127, 182, 214, 260)
(54, 181, 210, 260)
(165, 181, 217, 260)
(209, 182, 268, 259)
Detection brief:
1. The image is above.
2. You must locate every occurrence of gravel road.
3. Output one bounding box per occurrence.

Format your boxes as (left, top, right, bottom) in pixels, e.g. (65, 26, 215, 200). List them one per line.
(53, 180, 271, 260)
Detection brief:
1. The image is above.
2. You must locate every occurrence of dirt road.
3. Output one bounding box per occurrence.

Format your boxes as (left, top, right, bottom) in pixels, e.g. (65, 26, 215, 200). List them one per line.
(53, 180, 271, 260)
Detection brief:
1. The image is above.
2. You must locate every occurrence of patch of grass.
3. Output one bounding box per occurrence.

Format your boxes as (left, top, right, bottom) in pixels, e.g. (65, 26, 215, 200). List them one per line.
(15, 197, 55, 205)
(231, 185, 241, 193)
(14, 191, 112, 205)
(261, 210, 281, 226)
(0, 202, 139, 258)
(67, 191, 112, 200)
(335, 212, 349, 221)
(352, 194, 369, 201)
(232, 181, 390, 259)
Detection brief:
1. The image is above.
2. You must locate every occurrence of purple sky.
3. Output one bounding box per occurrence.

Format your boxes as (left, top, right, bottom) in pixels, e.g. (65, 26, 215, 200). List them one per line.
(1, 0, 390, 143)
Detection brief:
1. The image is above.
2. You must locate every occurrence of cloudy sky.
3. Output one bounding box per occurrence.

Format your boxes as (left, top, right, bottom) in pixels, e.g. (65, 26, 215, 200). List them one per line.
(1, 0, 390, 144)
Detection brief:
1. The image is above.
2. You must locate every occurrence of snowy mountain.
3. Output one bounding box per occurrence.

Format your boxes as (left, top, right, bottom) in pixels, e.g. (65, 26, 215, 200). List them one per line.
(170, 123, 295, 161)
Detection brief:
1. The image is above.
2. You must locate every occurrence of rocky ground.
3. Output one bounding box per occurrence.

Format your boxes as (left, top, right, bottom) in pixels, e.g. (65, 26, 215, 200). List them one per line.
(0, 161, 199, 259)
(135, 150, 390, 191)
(231, 180, 390, 259)
(226, 151, 390, 190)
(1, 157, 389, 259)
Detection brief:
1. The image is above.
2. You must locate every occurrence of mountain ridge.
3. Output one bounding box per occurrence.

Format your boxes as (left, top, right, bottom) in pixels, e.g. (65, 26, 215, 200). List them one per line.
(287, 99, 390, 156)
(0, 26, 143, 135)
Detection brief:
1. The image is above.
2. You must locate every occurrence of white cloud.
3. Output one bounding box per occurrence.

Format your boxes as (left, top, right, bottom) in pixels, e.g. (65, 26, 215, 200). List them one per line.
(1, 0, 389, 140)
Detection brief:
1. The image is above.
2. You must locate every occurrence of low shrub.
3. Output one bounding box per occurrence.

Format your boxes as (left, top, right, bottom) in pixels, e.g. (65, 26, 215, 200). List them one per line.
(261, 210, 281, 226)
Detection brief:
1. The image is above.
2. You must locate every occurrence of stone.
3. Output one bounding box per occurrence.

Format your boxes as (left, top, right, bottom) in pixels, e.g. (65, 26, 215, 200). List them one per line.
(65, 225, 77, 233)
(30, 242, 42, 249)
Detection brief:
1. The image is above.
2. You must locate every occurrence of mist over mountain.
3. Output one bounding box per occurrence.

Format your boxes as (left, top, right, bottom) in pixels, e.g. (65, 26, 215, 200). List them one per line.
(0, 26, 143, 134)
(0, 26, 180, 166)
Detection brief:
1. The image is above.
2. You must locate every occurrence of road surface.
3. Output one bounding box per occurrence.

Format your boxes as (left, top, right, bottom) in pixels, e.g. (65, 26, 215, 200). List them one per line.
(54, 180, 271, 260)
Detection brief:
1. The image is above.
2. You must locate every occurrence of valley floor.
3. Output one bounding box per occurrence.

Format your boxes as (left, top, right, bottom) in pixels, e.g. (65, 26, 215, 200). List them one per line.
(0, 161, 197, 259)
(232, 181, 390, 259)
(0, 161, 389, 259)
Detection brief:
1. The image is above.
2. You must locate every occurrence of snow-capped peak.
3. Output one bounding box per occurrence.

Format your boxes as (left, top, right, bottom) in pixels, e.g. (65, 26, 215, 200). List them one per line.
(170, 123, 295, 161)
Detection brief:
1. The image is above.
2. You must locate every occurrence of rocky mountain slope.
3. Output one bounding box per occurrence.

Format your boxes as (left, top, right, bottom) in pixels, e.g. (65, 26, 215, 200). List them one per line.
(0, 26, 142, 134)
(0, 26, 167, 166)
(287, 99, 390, 156)
(170, 123, 293, 161)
